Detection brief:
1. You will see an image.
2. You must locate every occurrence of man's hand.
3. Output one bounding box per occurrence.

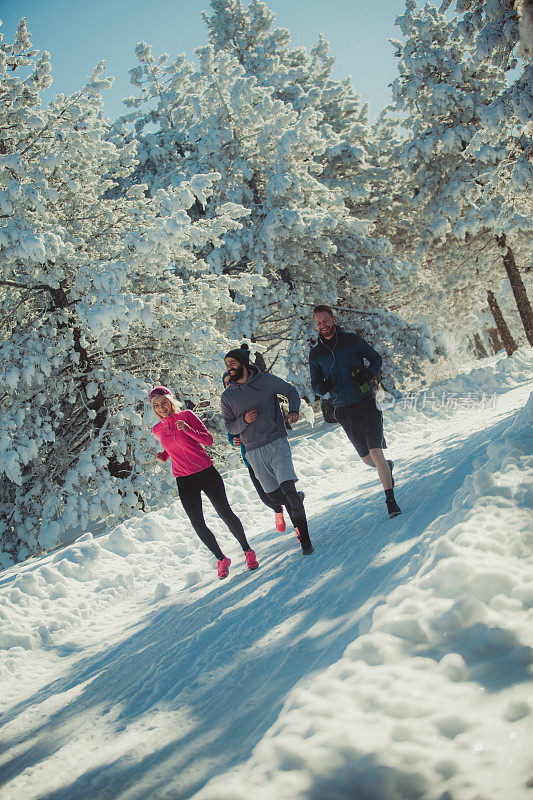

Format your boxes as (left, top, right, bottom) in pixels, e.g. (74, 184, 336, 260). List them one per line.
(286, 412, 299, 425)
(351, 367, 372, 388)
(320, 377, 334, 394)
(244, 408, 258, 423)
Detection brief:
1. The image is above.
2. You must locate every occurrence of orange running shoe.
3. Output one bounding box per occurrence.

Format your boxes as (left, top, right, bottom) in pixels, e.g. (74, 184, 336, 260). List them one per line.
(274, 511, 286, 532)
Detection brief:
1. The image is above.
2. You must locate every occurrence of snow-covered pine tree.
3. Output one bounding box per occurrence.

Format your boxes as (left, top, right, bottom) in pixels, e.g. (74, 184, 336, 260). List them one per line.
(440, 0, 520, 68)
(438, 0, 532, 133)
(388, 1, 532, 348)
(0, 19, 255, 566)
(202, 0, 448, 385)
(439, 0, 533, 343)
(117, 0, 444, 400)
(367, 119, 521, 350)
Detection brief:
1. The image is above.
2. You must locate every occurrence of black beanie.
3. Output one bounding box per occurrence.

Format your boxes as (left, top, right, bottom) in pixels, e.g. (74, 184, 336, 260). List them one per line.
(224, 343, 250, 366)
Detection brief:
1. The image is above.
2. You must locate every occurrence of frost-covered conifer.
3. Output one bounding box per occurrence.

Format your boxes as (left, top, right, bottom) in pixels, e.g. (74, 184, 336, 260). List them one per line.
(437, 0, 532, 149)
(439, 0, 533, 206)
(440, 0, 519, 67)
(117, 1, 444, 399)
(0, 20, 254, 565)
(389, 1, 532, 344)
(435, 0, 533, 344)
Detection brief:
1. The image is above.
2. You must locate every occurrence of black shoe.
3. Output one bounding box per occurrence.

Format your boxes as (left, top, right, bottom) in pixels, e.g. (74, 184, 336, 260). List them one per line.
(387, 460, 395, 488)
(386, 498, 401, 518)
(299, 531, 314, 555)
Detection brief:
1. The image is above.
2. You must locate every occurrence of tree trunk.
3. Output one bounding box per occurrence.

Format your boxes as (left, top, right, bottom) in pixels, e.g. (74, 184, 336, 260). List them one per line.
(487, 327, 503, 354)
(496, 234, 533, 346)
(49, 282, 136, 484)
(472, 332, 489, 359)
(487, 290, 517, 356)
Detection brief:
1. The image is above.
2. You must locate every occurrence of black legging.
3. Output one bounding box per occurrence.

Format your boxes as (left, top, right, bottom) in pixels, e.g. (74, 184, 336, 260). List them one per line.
(266, 480, 311, 545)
(176, 466, 250, 560)
(248, 465, 283, 513)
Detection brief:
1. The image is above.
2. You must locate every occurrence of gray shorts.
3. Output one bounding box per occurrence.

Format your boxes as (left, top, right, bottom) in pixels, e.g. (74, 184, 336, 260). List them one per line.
(245, 437, 298, 494)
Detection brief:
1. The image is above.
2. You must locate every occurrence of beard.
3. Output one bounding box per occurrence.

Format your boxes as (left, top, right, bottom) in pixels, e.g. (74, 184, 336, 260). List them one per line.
(229, 364, 244, 381)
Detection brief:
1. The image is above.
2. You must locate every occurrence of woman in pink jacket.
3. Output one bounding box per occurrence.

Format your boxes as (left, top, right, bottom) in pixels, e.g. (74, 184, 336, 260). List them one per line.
(149, 386, 258, 579)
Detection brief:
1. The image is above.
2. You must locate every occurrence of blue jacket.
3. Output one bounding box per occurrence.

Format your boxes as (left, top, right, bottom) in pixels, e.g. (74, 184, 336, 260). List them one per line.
(309, 325, 382, 408)
(221, 365, 300, 452)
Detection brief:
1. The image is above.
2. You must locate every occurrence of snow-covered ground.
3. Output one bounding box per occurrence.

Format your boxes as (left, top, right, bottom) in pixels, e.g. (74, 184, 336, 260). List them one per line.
(1, 349, 532, 800)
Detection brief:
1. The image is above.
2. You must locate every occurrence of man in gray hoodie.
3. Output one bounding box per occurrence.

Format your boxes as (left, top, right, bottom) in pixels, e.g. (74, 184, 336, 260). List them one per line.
(221, 345, 314, 555)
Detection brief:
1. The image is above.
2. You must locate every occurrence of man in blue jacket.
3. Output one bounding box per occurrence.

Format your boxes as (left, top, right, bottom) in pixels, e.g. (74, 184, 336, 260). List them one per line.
(309, 305, 401, 518)
(221, 345, 314, 555)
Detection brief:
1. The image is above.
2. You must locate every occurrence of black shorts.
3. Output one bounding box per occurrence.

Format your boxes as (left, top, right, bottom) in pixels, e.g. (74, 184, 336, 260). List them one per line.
(334, 396, 387, 458)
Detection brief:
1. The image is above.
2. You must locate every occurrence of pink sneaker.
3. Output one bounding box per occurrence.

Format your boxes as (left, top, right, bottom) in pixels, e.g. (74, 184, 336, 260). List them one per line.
(245, 549, 259, 570)
(274, 511, 286, 532)
(216, 557, 231, 579)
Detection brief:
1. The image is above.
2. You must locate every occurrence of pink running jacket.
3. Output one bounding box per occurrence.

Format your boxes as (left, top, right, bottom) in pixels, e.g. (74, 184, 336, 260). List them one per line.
(152, 410, 213, 477)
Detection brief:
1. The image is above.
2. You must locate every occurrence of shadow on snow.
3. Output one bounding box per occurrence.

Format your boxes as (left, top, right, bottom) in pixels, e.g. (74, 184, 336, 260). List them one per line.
(1, 411, 527, 799)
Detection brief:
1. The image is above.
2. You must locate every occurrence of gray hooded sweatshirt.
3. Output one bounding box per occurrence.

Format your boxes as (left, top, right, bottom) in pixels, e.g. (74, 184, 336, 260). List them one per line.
(221, 365, 300, 452)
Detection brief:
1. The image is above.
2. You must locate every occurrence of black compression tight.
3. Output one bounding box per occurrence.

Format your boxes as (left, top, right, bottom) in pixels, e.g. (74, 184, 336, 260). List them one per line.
(266, 480, 310, 542)
(176, 466, 250, 560)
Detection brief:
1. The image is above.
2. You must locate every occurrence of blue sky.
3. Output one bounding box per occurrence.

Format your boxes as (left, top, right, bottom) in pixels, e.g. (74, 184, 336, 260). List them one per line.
(1, 0, 408, 120)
